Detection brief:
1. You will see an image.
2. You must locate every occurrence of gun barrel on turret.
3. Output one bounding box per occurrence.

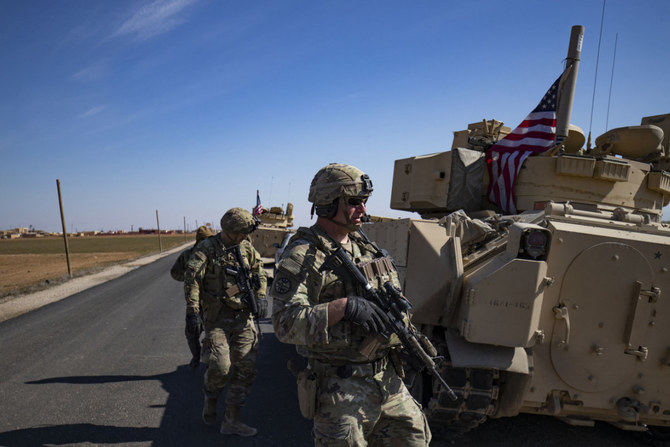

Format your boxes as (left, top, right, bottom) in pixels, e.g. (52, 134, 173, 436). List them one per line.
(555, 25, 583, 144)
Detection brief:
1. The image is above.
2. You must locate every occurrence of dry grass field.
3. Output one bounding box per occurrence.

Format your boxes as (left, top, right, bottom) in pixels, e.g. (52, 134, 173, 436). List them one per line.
(0, 234, 192, 297)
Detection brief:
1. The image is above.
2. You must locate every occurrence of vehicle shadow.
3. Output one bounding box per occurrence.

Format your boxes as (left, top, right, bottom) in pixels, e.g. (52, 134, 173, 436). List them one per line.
(1, 333, 311, 447)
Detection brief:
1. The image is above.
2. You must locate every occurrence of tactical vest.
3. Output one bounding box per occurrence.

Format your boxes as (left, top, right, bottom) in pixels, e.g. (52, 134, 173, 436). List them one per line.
(293, 227, 400, 298)
(199, 238, 252, 321)
(290, 226, 402, 361)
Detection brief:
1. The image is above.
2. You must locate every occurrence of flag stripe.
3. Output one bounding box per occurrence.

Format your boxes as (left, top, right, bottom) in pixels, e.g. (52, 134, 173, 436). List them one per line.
(503, 143, 555, 151)
(507, 125, 556, 137)
(515, 118, 556, 128)
(253, 191, 264, 216)
(496, 133, 556, 145)
(485, 75, 561, 214)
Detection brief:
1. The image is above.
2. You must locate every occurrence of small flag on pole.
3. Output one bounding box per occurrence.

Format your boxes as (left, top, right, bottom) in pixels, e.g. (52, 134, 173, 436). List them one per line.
(485, 75, 560, 214)
(253, 190, 264, 216)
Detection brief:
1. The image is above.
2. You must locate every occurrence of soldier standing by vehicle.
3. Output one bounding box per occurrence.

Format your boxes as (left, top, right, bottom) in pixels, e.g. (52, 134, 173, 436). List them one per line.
(171, 225, 215, 369)
(184, 208, 268, 437)
(270, 163, 431, 446)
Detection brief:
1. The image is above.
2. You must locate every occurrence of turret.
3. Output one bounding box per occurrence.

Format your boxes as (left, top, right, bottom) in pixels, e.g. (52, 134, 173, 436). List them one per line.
(390, 113, 670, 222)
(389, 23, 670, 222)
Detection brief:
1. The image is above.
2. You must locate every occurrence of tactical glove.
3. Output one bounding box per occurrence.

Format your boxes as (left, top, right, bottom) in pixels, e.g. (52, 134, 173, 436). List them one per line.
(185, 312, 203, 337)
(256, 297, 269, 318)
(343, 296, 389, 334)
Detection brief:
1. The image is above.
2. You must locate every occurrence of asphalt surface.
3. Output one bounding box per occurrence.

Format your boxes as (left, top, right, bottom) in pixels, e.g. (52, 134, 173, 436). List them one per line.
(0, 251, 657, 446)
(0, 252, 311, 447)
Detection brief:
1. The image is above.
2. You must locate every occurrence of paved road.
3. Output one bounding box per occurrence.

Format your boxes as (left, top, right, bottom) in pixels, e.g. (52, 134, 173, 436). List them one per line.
(0, 252, 654, 446)
(0, 252, 311, 447)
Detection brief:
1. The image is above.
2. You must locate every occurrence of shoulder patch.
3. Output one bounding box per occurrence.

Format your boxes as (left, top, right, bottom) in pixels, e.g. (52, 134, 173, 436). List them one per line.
(273, 276, 292, 295)
(186, 250, 207, 268)
(279, 256, 303, 276)
(277, 239, 311, 276)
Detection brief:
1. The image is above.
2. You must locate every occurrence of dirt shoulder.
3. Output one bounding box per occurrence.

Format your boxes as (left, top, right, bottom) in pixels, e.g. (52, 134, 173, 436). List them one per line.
(0, 252, 138, 296)
(0, 243, 190, 323)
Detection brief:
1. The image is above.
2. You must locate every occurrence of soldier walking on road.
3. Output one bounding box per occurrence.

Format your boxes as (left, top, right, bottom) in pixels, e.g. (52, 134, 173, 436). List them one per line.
(184, 208, 268, 437)
(171, 225, 215, 282)
(270, 164, 431, 446)
(171, 225, 215, 369)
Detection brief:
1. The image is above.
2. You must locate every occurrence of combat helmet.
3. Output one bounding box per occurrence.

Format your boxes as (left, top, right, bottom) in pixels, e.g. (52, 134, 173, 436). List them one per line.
(195, 225, 214, 243)
(309, 163, 373, 217)
(220, 208, 259, 234)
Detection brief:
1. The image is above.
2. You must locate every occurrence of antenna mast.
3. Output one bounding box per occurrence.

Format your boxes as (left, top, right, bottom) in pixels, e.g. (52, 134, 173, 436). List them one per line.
(587, 0, 607, 150)
(605, 33, 618, 131)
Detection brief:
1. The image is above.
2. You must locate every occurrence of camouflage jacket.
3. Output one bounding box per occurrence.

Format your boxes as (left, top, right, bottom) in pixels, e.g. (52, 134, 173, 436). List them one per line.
(170, 246, 194, 281)
(270, 224, 402, 363)
(184, 234, 267, 323)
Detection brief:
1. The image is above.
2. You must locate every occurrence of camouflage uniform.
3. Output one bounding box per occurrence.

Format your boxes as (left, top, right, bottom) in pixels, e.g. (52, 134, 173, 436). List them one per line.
(271, 224, 431, 446)
(171, 248, 193, 281)
(171, 226, 214, 281)
(184, 234, 267, 413)
(171, 226, 215, 369)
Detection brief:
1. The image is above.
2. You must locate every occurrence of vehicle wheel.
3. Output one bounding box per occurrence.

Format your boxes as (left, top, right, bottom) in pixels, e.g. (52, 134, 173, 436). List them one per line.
(423, 365, 500, 439)
(406, 326, 499, 440)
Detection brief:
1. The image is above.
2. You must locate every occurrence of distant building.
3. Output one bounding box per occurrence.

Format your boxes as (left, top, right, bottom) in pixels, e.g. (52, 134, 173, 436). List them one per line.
(22, 232, 44, 238)
(0, 228, 30, 239)
(137, 228, 175, 235)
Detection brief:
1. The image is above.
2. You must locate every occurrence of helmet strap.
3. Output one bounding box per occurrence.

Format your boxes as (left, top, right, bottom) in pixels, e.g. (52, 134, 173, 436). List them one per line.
(314, 199, 339, 219)
(325, 196, 358, 232)
(327, 217, 357, 232)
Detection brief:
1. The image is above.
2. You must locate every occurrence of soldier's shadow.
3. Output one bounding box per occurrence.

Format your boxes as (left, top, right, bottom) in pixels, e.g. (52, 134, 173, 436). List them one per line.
(0, 333, 311, 447)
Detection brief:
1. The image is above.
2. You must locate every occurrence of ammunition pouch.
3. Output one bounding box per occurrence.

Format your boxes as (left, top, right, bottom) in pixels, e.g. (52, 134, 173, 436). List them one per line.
(203, 289, 246, 312)
(222, 291, 246, 310)
(388, 348, 405, 379)
(357, 255, 396, 284)
(296, 369, 317, 420)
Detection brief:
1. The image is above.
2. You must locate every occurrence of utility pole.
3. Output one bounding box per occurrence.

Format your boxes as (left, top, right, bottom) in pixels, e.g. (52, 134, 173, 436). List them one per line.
(156, 209, 162, 253)
(56, 179, 72, 278)
(183, 216, 186, 242)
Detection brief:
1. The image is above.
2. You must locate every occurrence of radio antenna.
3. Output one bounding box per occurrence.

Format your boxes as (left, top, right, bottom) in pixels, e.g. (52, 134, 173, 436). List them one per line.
(587, 0, 606, 150)
(605, 33, 618, 131)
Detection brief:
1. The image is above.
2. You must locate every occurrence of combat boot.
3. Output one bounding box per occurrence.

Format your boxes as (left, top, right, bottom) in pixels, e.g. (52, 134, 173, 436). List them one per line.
(220, 406, 257, 437)
(202, 394, 218, 426)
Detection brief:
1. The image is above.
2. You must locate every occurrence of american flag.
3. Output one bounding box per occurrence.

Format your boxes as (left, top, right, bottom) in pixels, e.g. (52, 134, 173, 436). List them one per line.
(485, 75, 560, 214)
(252, 190, 264, 216)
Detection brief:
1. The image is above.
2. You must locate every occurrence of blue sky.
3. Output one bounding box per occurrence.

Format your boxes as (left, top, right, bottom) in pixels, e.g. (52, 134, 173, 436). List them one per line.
(1, 0, 669, 233)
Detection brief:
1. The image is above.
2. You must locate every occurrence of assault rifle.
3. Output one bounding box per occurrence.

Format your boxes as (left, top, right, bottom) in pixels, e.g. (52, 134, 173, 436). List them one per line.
(320, 246, 457, 401)
(225, 244, 260, 317)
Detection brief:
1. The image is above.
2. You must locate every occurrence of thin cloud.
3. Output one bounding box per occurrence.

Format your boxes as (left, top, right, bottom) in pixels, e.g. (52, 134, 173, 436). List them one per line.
(72, 60, 110, 82)
(80, 105, 107, 118)
(113, 0, 197, 41)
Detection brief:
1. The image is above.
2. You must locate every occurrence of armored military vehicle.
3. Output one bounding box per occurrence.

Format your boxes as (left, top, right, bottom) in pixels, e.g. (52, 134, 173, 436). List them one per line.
(248, 202, 294, 258)
(364, 25, 670, 439)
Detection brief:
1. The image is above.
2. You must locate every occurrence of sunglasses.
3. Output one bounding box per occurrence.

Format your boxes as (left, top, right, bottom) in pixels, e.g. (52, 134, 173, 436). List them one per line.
(346, 197, 368, 207)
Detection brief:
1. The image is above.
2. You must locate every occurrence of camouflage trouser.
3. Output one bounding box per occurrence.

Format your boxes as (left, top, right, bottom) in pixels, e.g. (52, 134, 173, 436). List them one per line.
(311, 358, 431, 447)
(201, 313, 259, 407)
